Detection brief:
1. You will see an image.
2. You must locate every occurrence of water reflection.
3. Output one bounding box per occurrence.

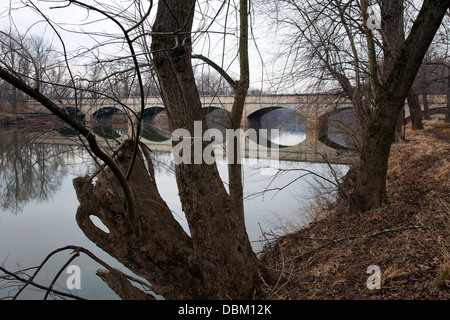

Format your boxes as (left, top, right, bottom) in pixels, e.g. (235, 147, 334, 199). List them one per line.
(0, 127, 348, 299)
(0, 127, 346, 224)
(141, 124, 171, 142)
(0, 130, 93, 214)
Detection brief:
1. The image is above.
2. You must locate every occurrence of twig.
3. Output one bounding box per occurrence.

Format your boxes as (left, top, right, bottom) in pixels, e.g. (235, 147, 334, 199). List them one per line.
(44, 251, 80, 300)
(9, 245, 152, 300)
(88, 140, 128, 181)
(0, 266, 86, 300)
(267, 237, 286, 299)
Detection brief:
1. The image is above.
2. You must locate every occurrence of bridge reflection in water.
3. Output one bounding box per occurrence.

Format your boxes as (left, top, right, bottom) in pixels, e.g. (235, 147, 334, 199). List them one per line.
(39, 110, 359, 165)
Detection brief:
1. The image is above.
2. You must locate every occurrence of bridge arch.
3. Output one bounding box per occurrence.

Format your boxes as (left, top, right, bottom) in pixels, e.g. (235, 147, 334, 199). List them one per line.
(92, 106, 128, 138)
(142, 106, 166, 119)
(247, 106, 284, 121)
(319, 107, 363, 151)
(92, 106, 121, 119)
(247, 106, 307, 146)
(202, 106, 230, 134)
(142, 106, 169, 127)
(141, 106, 171, 142)
(63, 106, 86, 123)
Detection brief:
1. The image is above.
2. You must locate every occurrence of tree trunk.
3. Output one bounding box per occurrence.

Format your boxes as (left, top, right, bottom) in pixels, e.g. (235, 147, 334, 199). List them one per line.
(395, 106, 405, 140)
(381, 0, 405, 142)
(407, 90, 424, 130)
(11, 87, 18, 114)
(150, 0, 263, 299)
(351, 95, 400, 211)
(227, 82, 247, 223)
(351, 0, 449, 212)
(381, 0, 404, 77)
(447, 72, 450, 122)
(422, 85, 430, 120)
(228, 0, 250, 222)
(73, 141, 205, 299)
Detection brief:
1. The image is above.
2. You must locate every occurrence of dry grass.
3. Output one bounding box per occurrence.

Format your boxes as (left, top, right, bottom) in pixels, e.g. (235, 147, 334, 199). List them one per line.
(258, 122, 450, 300)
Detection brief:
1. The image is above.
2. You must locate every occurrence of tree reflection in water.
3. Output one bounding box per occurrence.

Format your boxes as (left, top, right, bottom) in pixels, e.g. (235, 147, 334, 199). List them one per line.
(0, 129, 94, 214)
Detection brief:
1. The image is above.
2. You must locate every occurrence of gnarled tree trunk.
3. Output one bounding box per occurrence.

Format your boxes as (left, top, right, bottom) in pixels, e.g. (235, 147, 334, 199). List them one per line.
(149, 0, 266, 299)
(74, 141, 204, 299)
(72, 0, 269, 300)
(73, 138, 271, 299)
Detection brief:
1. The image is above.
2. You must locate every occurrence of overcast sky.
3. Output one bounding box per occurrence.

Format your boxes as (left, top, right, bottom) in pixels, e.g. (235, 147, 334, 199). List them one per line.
(0, 0, 285, 92)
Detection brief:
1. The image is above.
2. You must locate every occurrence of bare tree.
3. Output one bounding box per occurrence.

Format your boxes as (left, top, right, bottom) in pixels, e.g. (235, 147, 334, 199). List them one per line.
(150, 0, 273, 298)
(260, 0, 375, 133)
(0, 0, 275, 300)
(350, 0, 449, 211)
(0, 31, 36, 113)
(195, 70, 234, 95)
(261, 0, 448, 211)
(414, 47, 450, 121)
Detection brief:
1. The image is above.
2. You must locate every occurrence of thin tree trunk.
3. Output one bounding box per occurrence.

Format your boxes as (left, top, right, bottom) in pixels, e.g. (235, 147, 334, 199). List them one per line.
(407, 90, 424, 130)
(447, 72, 450, 122)
(422, 85, 430, 120)
(381, 0, 405, 141)
(396, 107, 405, 139)
(228, 0, 250, 222)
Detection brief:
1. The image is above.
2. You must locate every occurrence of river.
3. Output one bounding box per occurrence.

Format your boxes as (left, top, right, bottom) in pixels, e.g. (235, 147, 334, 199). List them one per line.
(0, 127, 349, 300)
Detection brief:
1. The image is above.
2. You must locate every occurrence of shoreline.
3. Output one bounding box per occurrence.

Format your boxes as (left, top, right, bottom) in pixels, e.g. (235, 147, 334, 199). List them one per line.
(257, 122, 450, 300)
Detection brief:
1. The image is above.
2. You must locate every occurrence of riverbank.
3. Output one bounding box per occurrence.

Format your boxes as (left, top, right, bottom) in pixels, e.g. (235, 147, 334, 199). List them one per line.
(258, 121, 450, 299)
(0, 112, 64, 129)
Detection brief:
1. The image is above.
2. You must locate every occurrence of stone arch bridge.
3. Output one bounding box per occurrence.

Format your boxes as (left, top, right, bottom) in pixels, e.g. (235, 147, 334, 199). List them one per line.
(23, 94, 447, 164)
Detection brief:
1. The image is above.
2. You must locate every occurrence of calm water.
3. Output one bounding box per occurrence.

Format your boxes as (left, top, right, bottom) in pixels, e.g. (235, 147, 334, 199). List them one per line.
(0, 129, 348, 300)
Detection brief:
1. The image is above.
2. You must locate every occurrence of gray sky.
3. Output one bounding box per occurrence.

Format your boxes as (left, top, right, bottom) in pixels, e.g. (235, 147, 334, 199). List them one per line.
(0, 0, 285, 93)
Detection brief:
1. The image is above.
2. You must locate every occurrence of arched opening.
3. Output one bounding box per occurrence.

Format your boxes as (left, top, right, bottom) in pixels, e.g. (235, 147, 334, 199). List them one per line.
(203, 106, 230, 130)
(92, 107, 126, 139)
(141, 106, 171, 141)
(92, 106, 121, 120)
(247, 107, 306, 146)
(142, 106, 167, 126)
(63, 106, 86, 124)
(319, 107, 363, 151)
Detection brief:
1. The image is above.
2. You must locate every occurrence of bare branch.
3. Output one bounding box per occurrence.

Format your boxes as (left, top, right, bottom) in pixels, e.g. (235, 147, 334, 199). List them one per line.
(192, 53, 237, 89)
